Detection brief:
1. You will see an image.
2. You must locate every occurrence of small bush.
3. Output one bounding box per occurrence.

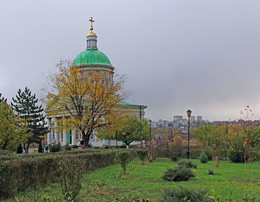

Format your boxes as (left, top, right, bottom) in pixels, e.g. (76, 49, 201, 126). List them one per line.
(161, 186, 208, 202)
(169, 144, 183, 161)
(228, 135, 248, 163)
(136, 150, 147, 164)
(178, 160, 197, 169)
(200, 152, 208, 163)
(157, 147, 170, 158)
(189, 147, 202, 159)
(203, 146, 214, 161)
(40, 194, 62, 201)
(49, 143, 61, 152)
(64, 144, 72, 151)
(251, 149, 260, 161)
(116, 151, 131, 174)
(58, 156, 83, 201)
(0, 150, 13, 156)
(162, 166, 195, 182)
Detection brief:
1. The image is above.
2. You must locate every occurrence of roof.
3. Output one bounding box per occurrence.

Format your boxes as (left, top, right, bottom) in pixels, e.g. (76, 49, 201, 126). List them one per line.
(119, 100, 146, 107)
(74, 49, 112, 67)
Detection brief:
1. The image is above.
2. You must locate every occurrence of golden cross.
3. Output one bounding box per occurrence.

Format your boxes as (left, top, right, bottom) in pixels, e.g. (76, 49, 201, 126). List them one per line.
(89, 17, 94, 31)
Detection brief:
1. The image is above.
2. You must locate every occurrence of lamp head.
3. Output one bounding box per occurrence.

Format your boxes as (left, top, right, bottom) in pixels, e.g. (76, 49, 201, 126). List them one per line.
(186, 109, 192, 118)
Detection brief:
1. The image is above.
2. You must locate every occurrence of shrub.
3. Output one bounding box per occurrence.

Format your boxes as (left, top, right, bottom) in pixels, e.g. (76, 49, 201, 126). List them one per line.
(178, 160, 197, 169)
(162, 166, 195, 182)
(157, 147, 170, 158)
(200, 152, 208, 163)
(203, 146, 214, 161)
(228, 135, 248, 163)
(40, 194, 62, 201)
(169, 144, 183, 161)
(136, 150, 147, 164)
(58, 156, 83, 201)
(219, 148, 228, 160)
(17, 144, 23, 154)
(49, 143, 61, 152)
(251, 149, 260, 161)
(189, 147, 202, 159)
(116, 151, 131, 174)
(161, 186, 208, 202)
(0, 150, 13, 156)
(64, 144, 72, 151)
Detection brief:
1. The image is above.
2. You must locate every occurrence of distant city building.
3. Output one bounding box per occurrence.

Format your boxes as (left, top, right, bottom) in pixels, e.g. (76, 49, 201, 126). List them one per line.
(168, 121, 173, 127)
(173, 116, 183, 121)
(180, 119, 188, 126)
(163, 120, 168, 127)
(197, 116, 202, 125)
(151, 121, 158, 128)
(191, 116, 195, 123)
(173, 120, 179, 128)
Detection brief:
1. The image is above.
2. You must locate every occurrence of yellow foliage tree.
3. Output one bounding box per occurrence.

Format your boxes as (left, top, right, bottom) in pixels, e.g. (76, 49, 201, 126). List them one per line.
(195, 124, 228, 167)
(0, 102, 31, 150)
(44, 61, 127, 147)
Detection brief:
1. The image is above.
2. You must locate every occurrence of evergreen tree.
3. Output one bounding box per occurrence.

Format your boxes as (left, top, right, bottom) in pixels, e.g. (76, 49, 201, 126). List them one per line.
(38, 140, 43, 153)
(0, 93, 7, 103)
(11, 87, 48, 153)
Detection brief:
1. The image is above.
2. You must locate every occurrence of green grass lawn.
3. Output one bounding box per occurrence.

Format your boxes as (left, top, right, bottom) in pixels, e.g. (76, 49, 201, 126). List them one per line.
(15, 158, 260, 201)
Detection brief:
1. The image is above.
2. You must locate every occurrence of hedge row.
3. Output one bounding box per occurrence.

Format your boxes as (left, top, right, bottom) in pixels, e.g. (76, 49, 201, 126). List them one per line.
(0, 149, 136, 199)
(1, 148, 128, 161)
(0, 148, 105, 161)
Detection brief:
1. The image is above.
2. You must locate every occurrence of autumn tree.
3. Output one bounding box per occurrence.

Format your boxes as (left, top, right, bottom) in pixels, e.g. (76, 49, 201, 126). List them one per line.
(11, 87, 48, 153)
(0, 101, 31, 150)
(169, 135, 183, 161)
(239, 105, 258, 180)
(44, 61, 127, 147)
(194, 124, 228, 167)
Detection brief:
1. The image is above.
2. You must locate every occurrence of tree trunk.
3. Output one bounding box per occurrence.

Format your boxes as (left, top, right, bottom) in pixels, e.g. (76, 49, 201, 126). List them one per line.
(24, 143, 31, 153)
(23, 143, 27, 153)
(2, 140, 8, 150)
(82, 130, 91, 148)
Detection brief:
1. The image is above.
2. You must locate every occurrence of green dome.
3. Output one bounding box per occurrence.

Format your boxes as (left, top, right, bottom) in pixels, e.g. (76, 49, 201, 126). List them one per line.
(74, 49, 112, 67)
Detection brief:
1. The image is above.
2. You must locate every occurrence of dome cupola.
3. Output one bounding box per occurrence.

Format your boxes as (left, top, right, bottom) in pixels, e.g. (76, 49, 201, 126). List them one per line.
(74, 17, 114, 72)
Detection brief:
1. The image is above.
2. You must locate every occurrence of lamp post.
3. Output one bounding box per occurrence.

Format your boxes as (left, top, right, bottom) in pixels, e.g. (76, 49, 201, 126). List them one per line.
(186, 109, 192, 159)
(148, 120, 152, 147)
(116, 131, 118, 149)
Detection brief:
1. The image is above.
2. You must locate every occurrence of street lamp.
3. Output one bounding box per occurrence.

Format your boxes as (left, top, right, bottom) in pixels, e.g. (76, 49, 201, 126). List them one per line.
(148, 119, 152, 147)
(115, 131, 118, 149)
(186, 109, 192, 159)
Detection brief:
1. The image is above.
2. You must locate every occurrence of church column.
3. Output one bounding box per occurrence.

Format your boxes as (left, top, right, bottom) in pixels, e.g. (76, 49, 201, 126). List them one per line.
(63, 117, 68, 146)
(72, 129, 76, 146)
(47, 118, 51, 145)
(63, 130, 68, 146)
(52, 117, 59, 144)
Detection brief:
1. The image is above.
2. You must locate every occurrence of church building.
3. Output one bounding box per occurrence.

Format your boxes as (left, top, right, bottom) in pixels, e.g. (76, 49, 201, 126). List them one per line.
(46, 18, 147, 147)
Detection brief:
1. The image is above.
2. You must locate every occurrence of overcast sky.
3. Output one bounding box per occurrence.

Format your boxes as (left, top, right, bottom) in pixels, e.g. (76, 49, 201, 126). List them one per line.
(0, 0, 260, 121)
